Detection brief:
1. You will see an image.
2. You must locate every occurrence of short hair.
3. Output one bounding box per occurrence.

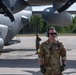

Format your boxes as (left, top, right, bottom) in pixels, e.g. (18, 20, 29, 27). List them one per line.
(47, 27, 57, 37)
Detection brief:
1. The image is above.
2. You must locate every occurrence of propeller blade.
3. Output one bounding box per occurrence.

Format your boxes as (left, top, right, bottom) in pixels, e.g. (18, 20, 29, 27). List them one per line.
(0, 1, 14, 22)
(0, 0, 3, 2)
(57, 0, 76, 13)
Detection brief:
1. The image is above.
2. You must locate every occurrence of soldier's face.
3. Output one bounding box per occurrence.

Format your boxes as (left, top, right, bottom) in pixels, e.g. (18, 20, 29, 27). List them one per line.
(49, 33, 57, 39)
(48, 29, 57, 39)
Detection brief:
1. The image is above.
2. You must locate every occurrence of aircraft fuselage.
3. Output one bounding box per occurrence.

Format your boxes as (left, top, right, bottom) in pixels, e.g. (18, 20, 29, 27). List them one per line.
(2, 0, 68, 14)
(0, 9, 32, 49)
(0, 0, 72, 49)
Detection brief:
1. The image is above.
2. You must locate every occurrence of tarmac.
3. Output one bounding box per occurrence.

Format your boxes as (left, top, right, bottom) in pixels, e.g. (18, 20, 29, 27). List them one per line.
(0, 36, 76, 75)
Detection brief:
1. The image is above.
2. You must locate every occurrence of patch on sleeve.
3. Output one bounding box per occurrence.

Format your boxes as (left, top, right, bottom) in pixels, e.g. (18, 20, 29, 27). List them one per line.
(38, 49, 40, 53)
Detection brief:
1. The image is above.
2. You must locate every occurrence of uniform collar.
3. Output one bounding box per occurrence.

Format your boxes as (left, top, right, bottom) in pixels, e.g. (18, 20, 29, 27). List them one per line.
(46, 39, 58, 44)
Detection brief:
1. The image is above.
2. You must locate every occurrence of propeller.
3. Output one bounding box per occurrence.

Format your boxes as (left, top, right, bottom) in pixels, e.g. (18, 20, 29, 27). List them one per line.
(0, 0, 14, 22)
(55, 0, 76, 13)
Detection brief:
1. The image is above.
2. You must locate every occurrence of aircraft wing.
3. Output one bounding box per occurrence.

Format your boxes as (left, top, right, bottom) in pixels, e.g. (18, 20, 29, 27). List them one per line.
(32, 3, 76, 15)
(32, 3, 76, 26)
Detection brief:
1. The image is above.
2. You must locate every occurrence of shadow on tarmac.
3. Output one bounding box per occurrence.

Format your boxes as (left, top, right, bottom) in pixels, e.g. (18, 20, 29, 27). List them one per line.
(23, 70, 41, 75)
(0, 59, 76, 68)
(0, 48, 35, 53)
(64, 60, 76, 74)
(0, 59, 39, 68)
(0, 48, 76, 75)
(0, 59, 76, 75)
(66, 60, 76, 69)
(0, 57, 42, 75)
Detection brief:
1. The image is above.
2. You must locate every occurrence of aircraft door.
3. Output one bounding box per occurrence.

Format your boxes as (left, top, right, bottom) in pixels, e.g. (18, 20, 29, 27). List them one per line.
(0, 25, 8, 49)
(4, 25, 13, 44)
(0, 25, 8, 40)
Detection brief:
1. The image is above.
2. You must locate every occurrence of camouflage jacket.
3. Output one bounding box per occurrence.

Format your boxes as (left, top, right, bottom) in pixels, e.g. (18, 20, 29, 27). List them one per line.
(38, 39, 66, 71)
(36, 36, 41, 45)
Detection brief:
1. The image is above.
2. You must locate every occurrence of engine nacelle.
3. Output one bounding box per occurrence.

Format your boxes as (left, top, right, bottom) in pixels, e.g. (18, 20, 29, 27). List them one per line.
(42, 7, 72, 26)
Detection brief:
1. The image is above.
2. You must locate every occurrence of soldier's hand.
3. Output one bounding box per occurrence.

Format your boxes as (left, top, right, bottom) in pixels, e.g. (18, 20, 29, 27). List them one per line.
(60, 64, 65, 72)
(40, 65, 46, 73)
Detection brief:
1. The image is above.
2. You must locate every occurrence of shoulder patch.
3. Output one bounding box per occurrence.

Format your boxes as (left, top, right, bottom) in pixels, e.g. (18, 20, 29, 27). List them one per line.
(38, 49, 40, 53)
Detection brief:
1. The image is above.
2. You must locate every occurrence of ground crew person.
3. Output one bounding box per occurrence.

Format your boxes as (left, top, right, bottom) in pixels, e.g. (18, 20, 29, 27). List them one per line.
(35, 33, 41, 54)
(38, 27, 66, 75)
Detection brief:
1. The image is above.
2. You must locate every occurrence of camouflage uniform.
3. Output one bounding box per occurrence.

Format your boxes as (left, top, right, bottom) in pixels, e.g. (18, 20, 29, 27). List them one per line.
(36, 36, 41, 53)
(38, 39, 66, 75)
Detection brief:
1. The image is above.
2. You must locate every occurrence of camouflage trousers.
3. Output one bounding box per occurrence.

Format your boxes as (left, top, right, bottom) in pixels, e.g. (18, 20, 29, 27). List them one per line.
(43, 70, 63, 75)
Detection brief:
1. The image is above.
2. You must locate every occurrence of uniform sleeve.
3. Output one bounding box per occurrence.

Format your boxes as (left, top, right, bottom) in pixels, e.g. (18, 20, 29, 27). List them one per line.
(60, 43, 66, 64)
(38, 43, 45, 65)
(38, 37, 41, 41)
(60, 43, 66, 57)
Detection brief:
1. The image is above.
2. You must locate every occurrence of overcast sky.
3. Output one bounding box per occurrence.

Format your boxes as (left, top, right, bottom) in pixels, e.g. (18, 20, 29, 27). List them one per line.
(32, 3, 76, 11)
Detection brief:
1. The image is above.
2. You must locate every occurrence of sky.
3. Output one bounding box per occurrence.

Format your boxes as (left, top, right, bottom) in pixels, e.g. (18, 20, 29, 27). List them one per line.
(32, 3, 76, 11)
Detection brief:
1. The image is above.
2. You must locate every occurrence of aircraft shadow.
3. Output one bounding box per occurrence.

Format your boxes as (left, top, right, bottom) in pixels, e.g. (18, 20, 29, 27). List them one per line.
(0, 58, 42, 75)
(0, 48, 38, 68)
(0, 48, 36, 53)
(0, 48, 76, 75)
(0, 59, 39, 68)
(64, 60, 76, 74)
(0, 59, 76, 75)
(23, 70, 42, 75)
(0, 48, 73, 53)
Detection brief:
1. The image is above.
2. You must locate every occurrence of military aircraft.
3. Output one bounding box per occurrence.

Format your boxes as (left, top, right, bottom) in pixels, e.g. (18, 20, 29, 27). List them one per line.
(0, 0, 75, 22)
(0, 7, 32, 49)
(0, 0, 75, 49)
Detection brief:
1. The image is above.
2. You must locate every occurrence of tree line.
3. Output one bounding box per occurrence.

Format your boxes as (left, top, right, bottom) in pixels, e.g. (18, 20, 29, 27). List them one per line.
(19, 15, 76, 34)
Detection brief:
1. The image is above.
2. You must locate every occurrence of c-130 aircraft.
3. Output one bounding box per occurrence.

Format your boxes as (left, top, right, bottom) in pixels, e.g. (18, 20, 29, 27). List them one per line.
(0, 0, 75, 49)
